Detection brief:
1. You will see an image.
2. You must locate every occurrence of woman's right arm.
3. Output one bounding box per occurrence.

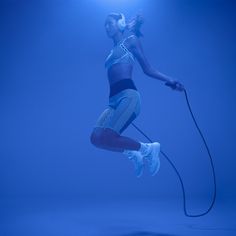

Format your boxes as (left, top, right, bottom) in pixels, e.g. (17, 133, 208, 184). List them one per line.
(128, 35, 184, 91)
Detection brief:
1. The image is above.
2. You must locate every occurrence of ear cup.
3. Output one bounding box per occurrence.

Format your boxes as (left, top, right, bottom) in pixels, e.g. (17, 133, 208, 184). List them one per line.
(117, 13, 126, 31)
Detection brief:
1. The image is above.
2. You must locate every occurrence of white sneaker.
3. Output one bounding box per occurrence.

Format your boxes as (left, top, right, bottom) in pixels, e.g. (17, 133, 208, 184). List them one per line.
(123, 150, 144, 178)
(143, 142, 161, 176)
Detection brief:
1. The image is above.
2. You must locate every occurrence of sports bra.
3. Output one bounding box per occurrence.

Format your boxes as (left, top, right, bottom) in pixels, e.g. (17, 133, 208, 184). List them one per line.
(105, 35, 136, 70)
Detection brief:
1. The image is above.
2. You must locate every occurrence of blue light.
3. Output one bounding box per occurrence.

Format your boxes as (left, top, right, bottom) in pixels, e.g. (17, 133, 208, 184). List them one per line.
(92, 0, 145, 8)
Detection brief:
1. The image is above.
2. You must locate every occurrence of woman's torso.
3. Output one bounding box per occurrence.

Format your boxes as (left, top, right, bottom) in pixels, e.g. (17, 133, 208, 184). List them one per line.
(105, 35, 135, 85)
(107, 64, 133, 85)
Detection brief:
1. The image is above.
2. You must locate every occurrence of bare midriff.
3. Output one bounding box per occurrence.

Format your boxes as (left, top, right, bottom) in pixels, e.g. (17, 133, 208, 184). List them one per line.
(107, 63, 133, 86)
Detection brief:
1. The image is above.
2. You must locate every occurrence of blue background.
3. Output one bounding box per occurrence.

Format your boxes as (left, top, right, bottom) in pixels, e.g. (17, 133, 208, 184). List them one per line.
(1, 0, 236, 235)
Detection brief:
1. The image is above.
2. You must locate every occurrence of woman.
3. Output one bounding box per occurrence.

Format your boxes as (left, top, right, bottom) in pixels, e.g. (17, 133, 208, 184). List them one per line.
(90, 12, 184, 178)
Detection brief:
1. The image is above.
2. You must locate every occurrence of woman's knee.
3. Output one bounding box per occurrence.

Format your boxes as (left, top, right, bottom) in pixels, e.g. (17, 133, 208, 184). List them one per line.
(90, 127, 119, 147)
(90, 129, 102, 146)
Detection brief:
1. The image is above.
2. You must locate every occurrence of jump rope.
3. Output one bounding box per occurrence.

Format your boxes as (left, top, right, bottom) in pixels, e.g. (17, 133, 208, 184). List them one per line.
(112, 13, 216, 217)
(131, 84, 216, 217)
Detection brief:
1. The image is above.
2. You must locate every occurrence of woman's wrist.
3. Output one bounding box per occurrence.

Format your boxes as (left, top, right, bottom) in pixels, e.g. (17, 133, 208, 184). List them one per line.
(164, 77, 173, 84)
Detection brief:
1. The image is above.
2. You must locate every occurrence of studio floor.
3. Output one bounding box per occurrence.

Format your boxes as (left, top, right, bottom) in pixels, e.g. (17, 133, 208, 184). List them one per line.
(1, 196, 235, 236)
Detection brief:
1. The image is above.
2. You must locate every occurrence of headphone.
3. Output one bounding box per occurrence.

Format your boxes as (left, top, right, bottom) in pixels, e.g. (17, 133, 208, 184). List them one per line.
(117, 13, 126, 31)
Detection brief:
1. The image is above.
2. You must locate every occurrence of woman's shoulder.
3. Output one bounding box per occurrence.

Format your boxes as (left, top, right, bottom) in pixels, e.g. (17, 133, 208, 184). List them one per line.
(126, 34, 138, 42)
(124, 34, 139, 48)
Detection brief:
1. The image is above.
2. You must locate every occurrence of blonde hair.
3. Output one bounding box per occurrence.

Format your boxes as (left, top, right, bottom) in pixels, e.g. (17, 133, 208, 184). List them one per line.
(126, 14, 144, 38)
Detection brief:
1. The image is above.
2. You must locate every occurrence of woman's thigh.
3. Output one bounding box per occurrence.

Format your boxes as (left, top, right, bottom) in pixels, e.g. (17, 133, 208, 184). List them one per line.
(107, 89, 141, 134)
(109, 96, 140, 134)
(93, 106, 115, 129)
(93, 89, 141, 135)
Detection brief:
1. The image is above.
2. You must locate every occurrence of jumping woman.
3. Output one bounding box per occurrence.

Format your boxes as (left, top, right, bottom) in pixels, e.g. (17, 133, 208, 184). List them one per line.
(90, 13, 184, 178)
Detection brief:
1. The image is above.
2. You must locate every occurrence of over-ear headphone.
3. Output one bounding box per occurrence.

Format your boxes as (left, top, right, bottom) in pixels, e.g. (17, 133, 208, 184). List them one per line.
(117, 13, 126, 31)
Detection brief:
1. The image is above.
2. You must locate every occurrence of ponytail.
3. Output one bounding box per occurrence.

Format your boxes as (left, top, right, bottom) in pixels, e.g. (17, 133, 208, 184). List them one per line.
(126, 14, 144, 38)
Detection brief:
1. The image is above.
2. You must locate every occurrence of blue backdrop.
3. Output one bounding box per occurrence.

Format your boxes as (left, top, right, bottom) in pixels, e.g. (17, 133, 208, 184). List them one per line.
(1, 0, 236, 217)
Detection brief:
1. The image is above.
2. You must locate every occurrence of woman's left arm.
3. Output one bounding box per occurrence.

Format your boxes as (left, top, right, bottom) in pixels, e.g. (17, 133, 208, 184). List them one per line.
(128, 35, 184, 91)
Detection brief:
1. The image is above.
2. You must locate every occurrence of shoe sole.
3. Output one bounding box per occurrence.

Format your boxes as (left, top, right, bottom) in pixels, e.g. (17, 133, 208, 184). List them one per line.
(130, 151, 144, 178)
(149, 142, 161, 176)
(136, 164, 144, 178)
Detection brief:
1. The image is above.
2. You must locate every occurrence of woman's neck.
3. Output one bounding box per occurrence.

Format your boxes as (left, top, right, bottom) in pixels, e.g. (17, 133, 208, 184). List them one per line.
(113, 33, 125, 46)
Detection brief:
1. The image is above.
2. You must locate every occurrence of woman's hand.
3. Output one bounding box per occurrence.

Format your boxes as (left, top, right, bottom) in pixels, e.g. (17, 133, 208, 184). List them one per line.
(165, 79, 185, 92)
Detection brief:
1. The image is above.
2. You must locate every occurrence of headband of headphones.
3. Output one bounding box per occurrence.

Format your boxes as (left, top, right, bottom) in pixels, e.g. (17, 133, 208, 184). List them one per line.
(117, 13, 126, 31)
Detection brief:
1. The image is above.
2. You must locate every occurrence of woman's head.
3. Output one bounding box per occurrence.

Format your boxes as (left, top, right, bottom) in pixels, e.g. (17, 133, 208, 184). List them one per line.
(105, 12, 144, 38)
(104, 13, 126, 38)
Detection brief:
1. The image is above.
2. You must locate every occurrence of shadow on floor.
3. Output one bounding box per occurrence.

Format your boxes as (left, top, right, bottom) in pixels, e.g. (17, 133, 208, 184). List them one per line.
(119, 231, 179, 236)
(185, 224, 236, 232)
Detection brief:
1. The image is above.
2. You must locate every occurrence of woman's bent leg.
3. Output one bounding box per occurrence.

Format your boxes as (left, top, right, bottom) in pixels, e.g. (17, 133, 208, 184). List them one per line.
(91, 89, 141, 152)
(90, 127, 141, 152)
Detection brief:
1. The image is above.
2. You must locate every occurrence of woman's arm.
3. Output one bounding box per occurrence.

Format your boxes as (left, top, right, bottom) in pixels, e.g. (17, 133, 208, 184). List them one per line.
(128, 35, 184, 91)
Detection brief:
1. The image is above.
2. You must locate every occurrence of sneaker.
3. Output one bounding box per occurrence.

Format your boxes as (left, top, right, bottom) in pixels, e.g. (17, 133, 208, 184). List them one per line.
(143, 142, 161, 176)
(123, 150, 144, 178)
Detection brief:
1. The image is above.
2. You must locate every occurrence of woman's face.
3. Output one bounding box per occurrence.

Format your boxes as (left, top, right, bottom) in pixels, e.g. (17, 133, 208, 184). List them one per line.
(104, 16, 119, 37)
